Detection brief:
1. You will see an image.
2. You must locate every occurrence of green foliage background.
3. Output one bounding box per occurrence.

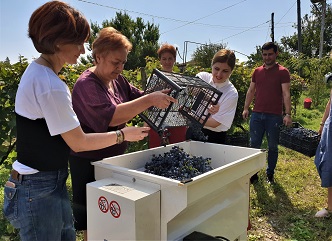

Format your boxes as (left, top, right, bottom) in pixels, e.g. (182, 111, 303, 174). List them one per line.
(0, 57, 28, 169)
(86, 12, 160, 70)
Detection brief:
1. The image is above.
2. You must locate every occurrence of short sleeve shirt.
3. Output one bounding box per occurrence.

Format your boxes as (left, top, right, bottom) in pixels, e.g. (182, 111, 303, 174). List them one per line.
(252, 63, 290, 115)
(196, 72, 238, 132)
(71, 69, 143, 159)
(15, 61, 80, 136)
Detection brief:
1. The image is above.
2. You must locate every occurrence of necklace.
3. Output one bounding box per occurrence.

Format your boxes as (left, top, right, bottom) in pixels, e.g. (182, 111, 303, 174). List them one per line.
(40, 55, 55, 73)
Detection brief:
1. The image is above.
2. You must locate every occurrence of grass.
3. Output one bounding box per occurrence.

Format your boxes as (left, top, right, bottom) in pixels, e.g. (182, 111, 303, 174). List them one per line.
(248, 147, 332, 241)
(1, 91, 332, 240)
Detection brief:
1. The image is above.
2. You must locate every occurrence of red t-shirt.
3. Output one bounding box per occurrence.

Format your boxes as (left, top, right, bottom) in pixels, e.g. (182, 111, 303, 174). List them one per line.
(70, 69, 143, 159)
(252, 63, 290, 115)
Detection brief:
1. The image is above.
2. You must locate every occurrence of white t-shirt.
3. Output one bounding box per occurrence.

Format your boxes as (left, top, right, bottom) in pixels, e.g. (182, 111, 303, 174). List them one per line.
(196, 72, 238, 132)
(14, 61, 80, 173)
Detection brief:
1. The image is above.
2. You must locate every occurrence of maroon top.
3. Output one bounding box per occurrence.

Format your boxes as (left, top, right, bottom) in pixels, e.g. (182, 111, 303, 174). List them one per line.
(252, 63, 290, 115)
(70, 69, 143, 159)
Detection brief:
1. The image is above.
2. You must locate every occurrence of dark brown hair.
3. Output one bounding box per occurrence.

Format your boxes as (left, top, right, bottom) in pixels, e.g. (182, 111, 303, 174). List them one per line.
(92, 27, 132, 62)
(28, 1, 90, 54)
(157, 44, 176, 59)
(211, 49, 236, 70)
(262, 42, 278, 53)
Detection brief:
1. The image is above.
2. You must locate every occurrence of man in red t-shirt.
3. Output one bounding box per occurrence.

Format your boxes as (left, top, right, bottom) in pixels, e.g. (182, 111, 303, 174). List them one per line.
(242, 42, 292, 184)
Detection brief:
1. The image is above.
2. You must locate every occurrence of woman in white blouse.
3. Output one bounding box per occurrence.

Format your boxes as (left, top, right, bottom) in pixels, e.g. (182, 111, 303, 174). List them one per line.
(189, 49, 238, 144)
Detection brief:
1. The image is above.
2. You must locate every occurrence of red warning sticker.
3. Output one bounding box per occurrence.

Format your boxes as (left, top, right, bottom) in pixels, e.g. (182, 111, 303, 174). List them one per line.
(110, 200, 121, 218)
(98, 196, 109, 213)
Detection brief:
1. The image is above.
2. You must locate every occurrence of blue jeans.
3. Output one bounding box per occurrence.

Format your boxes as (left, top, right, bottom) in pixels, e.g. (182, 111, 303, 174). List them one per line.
(3, 168, 75, 241)
(250, 112, 283, 176)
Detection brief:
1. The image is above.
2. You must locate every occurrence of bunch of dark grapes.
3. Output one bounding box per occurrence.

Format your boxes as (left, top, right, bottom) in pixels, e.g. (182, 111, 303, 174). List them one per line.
(186, 121, 208, 142)
(144, 146, 213, 181)
(284, 127, 319, 139)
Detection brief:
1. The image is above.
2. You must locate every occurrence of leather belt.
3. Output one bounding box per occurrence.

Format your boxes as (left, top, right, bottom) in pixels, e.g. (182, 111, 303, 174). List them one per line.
(11, 169, 22, 181)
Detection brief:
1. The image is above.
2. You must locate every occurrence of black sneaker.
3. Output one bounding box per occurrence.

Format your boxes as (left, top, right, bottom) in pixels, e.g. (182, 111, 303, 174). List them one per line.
(250, 173, 259, 184)
(267, 174, 274, 184)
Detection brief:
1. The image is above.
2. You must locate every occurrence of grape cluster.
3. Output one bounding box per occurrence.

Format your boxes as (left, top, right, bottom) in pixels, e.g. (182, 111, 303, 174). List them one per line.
(144, 146, 213, 181)
(280, 125, 320, 157)
(282, 127, 319, 141)
(186, 121, 208, 142)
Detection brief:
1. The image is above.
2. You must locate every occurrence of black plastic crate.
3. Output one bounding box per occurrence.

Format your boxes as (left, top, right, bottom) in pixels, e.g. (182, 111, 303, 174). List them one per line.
(279, 122, 320, 157)
(226, 124, 249, 147)
(139, 69, 222, 133)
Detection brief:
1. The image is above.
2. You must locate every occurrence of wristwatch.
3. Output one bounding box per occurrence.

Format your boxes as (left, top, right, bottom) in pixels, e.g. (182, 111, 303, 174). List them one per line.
(285, 113, 291, 117)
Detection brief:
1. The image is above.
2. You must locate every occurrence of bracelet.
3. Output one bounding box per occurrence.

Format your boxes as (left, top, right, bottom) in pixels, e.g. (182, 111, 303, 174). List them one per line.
(285, 113, 291, 117)
(115, 130, 124, 144)
(320, 122, 325, 126)
(120, 129, 125, 141)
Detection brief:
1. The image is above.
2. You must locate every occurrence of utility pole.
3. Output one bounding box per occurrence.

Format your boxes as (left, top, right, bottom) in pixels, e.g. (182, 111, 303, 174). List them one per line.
(297, 0, 302, 55)
(271, 13, 274, 42)
(319, 0, 326, 59)
(311, 0, 326, 58)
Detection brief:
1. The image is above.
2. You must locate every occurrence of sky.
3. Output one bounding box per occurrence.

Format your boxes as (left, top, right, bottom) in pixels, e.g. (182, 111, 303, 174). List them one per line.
(0, 0, 327, 64)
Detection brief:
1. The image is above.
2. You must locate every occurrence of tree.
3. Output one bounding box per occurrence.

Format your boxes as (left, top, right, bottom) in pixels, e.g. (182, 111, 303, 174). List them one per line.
(191, 42, 227, 68)
(88, 12, 160, 70)
(228, 61, 252, 127)
(280, 3, 332, 58)
(245, 46, 262, 69)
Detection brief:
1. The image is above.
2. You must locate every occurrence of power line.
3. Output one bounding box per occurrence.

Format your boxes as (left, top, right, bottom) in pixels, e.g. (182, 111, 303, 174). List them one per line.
(265, 18, 272, 43)
(77, 0, 189, 22)
(276, 1, 297, 25)
(183, 23, 270, 30)
(76, 0, 261, 54)
(161, 0, 248, 35)
(77, 0, 251, 34)
(77, 0, 247, 29)
(214, 20, 270, 43)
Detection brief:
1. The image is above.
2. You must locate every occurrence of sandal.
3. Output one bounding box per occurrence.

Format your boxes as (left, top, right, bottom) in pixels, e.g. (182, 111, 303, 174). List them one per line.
(315, 208, 332, 218)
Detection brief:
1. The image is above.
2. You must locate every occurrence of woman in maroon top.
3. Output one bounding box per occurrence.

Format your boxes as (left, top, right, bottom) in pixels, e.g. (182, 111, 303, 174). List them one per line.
(68, 27, 176, 240)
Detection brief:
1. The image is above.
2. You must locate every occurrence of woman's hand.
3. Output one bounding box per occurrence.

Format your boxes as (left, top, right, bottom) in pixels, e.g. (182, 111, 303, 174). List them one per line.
(121, 126, 150, 142)
(207, 103, 219, 115)
(149, 89, 177, 109)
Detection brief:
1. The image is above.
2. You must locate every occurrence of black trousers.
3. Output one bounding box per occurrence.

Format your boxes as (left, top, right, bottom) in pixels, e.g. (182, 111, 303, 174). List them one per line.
(201, 128, 227, 144)
(187, 126, 227, 144)
(69, 155, 96, 230)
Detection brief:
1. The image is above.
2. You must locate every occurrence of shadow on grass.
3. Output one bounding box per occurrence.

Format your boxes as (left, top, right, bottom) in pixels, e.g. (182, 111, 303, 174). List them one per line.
(250, 173, 332, 241)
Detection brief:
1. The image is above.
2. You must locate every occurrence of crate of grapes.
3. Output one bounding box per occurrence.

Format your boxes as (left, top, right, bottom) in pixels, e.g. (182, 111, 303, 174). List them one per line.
(226, 124, 249, 147)
(139, 69, 222, 133)
(279, 122, 320, 157)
